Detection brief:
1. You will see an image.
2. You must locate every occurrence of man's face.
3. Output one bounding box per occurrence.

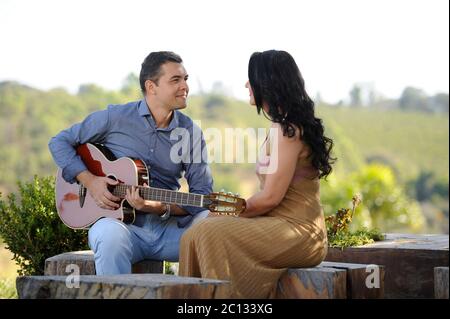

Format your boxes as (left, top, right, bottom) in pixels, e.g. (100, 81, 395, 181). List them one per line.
(148, 62, 189, 110)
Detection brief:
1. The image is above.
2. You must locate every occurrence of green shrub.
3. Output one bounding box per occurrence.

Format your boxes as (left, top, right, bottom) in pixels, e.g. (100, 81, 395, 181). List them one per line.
(0, 176, 88, 276)
(327, 228, 385, 248)
(164, 261, 175, 275)
(321, 164, 425, 233)
(325, 194, 385, 248)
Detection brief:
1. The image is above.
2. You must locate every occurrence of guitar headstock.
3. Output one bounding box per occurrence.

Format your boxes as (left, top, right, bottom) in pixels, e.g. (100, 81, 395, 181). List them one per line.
(204, 190, 246, 216)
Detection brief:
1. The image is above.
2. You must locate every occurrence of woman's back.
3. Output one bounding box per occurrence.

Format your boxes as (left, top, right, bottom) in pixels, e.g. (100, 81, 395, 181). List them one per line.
(257, 136, 327, 240)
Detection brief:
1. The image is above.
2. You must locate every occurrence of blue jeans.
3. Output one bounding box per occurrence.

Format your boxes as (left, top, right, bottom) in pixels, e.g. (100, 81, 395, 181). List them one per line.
(88, 211, 208, 275)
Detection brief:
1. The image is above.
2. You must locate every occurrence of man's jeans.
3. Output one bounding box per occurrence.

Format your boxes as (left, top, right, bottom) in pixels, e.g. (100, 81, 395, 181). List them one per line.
(88, 210, 208, 275)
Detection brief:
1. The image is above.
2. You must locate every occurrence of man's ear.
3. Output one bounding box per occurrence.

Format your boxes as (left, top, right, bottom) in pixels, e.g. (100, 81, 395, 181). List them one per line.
(145, 79, 156, 95)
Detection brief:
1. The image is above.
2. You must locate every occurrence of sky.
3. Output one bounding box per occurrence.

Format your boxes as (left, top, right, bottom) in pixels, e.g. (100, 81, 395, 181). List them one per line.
(0, 0, 448, 104)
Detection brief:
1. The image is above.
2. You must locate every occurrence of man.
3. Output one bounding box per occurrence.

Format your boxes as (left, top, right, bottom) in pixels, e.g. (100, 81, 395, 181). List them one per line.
(49, 51, 213, 275)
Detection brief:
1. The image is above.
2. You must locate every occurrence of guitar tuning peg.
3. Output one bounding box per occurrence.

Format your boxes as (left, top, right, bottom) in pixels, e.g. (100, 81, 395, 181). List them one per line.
(235, 193, 240, 198)
(227, 192, 233, 196)
(220, 189, 225, 194)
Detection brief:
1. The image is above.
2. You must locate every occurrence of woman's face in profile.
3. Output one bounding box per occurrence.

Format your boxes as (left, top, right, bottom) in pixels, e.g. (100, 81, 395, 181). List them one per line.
(245, 81, 256, 106)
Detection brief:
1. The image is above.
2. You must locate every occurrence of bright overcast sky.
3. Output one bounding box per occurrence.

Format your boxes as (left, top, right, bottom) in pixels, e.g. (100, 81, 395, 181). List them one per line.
(0, 0, 448, 103)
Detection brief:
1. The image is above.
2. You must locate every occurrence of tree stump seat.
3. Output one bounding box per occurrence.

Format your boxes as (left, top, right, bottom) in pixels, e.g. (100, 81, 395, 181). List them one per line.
(16, 274, 230, 299)
(277, 261, 385, 299)
(37, 251, 385, 299)
(44, 250, 164, 276)
(325, 233, 449, 298)
(434, 267, 449, 299)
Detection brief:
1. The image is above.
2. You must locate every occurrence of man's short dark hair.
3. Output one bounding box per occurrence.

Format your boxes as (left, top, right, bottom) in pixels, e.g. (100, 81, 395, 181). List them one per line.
(139, 51, 183, 94)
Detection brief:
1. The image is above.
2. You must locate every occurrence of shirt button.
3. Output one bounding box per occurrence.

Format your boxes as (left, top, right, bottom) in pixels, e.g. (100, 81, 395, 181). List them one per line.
(151, 149, 154, 152)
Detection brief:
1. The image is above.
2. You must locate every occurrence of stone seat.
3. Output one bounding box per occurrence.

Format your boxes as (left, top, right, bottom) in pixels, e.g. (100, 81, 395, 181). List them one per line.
(277, 261, 385, 299)
(434, 267, 449, 299)
(325, 233, 449, 298)
(40, 251, 384, 299)
(44, 250, 163, 276)
(16, 274, 230, 299)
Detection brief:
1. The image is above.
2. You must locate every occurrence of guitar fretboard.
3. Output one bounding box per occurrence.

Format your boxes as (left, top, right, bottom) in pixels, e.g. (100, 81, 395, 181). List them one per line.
(113, 185, 203, 207)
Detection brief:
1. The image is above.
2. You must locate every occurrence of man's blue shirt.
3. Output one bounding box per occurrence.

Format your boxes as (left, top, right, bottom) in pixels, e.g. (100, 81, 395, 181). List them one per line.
(48, 99, 213, 227)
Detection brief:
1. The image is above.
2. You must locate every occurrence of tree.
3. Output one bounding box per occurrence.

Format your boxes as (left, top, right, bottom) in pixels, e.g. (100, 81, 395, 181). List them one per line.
(121, 73, 141, 99)
(315, 92, 323, 105)
(399, 87, 428, 111)
(349, 85, 362, 107)
(430, 93, 449, 113)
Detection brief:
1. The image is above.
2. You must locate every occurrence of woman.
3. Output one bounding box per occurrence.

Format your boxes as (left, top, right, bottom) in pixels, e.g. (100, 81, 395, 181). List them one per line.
(179, 50, 335, 298)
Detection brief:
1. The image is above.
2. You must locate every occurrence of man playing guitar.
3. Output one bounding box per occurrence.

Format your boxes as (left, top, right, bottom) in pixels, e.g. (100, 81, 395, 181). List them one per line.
(49, 51, 214, 275)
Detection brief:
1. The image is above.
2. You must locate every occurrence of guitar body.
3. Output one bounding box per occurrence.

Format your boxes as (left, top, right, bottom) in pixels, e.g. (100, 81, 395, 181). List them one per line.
(55, 143, 149, 229)
(56, 144, 246, 230)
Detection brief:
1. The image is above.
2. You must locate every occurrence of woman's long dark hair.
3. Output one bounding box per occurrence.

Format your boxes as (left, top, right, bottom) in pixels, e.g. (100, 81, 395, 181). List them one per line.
(248, 50, 335, 179)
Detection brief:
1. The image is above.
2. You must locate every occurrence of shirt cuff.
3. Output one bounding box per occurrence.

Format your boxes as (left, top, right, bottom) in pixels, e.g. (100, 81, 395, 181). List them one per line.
(62, 160, 88, 184)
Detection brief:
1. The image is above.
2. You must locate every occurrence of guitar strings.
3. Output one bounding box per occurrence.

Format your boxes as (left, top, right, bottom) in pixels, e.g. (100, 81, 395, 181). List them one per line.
(112, 184, 203, 206)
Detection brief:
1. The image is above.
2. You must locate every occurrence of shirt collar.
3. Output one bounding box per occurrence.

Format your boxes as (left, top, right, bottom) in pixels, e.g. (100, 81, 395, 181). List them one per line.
(166, 109, 180, 131)
(138, 99, 180, 131)
(138, 99, 151, 117)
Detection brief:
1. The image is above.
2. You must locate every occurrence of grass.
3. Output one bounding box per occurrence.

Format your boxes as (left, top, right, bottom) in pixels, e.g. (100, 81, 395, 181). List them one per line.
(316, 106, 449, 182)
(0, 278, 17, 299)
(0, 242, 19, 299)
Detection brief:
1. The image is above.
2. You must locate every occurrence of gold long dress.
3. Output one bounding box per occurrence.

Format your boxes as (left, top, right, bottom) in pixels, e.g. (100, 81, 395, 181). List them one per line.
(179, 137, 328, 298)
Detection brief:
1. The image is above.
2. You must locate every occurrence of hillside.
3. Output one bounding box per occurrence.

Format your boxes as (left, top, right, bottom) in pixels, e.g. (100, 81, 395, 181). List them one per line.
(0, 81, 448, 233)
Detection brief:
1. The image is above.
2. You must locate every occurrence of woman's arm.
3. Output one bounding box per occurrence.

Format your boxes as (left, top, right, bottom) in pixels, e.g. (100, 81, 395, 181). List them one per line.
(240, 124, 303, 218)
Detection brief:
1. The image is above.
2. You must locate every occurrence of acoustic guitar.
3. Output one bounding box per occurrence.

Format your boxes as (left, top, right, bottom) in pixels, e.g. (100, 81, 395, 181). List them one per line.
(55, 143, 246, 229)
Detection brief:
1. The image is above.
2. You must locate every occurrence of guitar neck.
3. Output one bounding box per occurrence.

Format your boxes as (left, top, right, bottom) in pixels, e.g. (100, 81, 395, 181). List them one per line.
(112, 184, 204, 208)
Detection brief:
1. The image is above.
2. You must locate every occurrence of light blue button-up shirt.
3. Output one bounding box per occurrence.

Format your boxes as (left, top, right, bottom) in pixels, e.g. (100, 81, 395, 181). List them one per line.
(48, 99, 213, 227)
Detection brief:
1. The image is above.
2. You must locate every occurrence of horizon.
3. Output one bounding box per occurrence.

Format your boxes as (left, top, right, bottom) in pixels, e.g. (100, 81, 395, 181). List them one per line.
(1, 75, 447, 106)
(0, 0, 448, 104)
